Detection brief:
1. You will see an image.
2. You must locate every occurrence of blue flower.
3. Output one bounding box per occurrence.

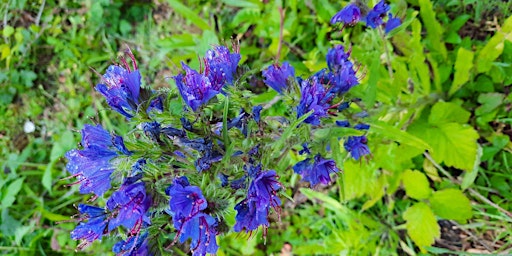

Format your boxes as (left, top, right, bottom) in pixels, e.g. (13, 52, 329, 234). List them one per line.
(247, 170, 281, 211)
(142, 121, 161, 142)
(262, 62, 295, 94)
(234, 169, 281, 233)
(293, 155, 339, 186)
(147, 96, 164, 113)
(365, 0, 390, 28)
(337, 101, 350, 111)
(298, 143, 311, 155)
(161, 126, 186, 138)
(204, 45, 241, 88)
(344, 136, 371, 160)
(336, 120, 350, 127)
(175, 213, 218, 256)
(385, 14, 401, 34)
(113, 233, 152, 256)
(297, 78, 330, 125)
(331, 4, 362, 25)
(230, 175, 247, 190)
(354, 123, 370, 130)
(65, 124, 130, 196)
(106, 181, 151, 234)
(71, 204, 108, 243)
(174, 63, 221, 111)
(252, 105, 263, 123)
(326, 45, 350, 72)
(233, 199, 268, 232)
(95, 51, 141, 118)
(166, 177, 207, 219)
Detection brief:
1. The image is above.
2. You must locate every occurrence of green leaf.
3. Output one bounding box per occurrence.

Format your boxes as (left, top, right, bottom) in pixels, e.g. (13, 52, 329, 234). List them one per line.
(2, 26, 15, 38)
(418, 0, 447, 59)
(403, 202, 440, 252)
(50, 130, 75, 161)
(313, 127, 363, 140)
(428, 101, 471, 125)
(300, 188, 346, 213)
(369, 121, 432, 151)
(167, 0, 210, 30)
(221, 0, 261, 8)
(461, 145, 482, 190)
(410, 122, 478, 171)
(475, 15, 512, 73)
(402, 170, 431, 200)
(430, 188, 472, 222)
(475, 93, 505, 116)
(42, 161, 54, 193)
(1, 178, 25, 208)
(449, 47, 474, 96)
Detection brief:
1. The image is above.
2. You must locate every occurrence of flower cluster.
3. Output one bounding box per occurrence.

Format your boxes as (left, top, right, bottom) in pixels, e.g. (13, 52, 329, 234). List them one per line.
(331, 0, 401, 34)
(65, 3, 386, 254)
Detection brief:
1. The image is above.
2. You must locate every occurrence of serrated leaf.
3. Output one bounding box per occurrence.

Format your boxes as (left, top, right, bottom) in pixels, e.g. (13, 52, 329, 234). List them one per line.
(410, 122, 478, 171)
(450, 47, 474, 96)
(1, 178, 25, 208)
(475, 93, 505, 116)
(402, 170, 431, 200)
(430, 188, 472, 222)
(403, 202, 440, 252)
(418, 0, 447, 59)
(428, 101, 471, 125)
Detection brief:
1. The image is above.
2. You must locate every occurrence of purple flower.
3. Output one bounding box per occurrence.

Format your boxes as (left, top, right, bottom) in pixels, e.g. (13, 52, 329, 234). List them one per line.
(230, 175, 247, 190)
(297, 78, 330, 125)
(65, 124, 130, 196)
(344, 136, 371, 160)
(174, 63, 221, 111)
(95, 51, 141, 118)
(365, 0, 390, 28)
(248, 170, 281, 211)
(326, 45, 350, 72)
(113, 233, 152, 256)
(204, 45, 241, 88)
(234, 169, 281, 233)
(147, 96, 164, 113)
(71, 204, 108, 243)
(385, 14, 401, 34)
(262, 62, 295, 94)
(233, 199, 269, 232)
(106, 181, 151, 234)
(331, 4, 362, 25)
(175, 213, 218, 256)
(293, 155, 339, 186)
(166, 177, 207, 219)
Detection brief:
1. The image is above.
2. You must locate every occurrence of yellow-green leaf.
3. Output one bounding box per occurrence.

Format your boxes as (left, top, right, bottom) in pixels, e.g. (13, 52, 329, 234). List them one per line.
(430, 188, 472, 222)
(402, 170, 431, 200)
(403, 202, 440, 252)
(450, 47, 474, 96)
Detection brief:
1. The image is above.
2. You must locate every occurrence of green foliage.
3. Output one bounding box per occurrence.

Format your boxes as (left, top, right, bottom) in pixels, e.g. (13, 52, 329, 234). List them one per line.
(403, 202, 440, 253)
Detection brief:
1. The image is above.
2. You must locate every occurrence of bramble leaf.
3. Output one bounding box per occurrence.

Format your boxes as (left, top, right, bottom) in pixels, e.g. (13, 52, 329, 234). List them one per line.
(402, 170, 431, 200)
(430, 188, 472, 222)
(403, 202, 440, 252)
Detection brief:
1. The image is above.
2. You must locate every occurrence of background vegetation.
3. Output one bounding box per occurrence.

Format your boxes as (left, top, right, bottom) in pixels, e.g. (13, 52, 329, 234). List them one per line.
(1, 0, 511, 255)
